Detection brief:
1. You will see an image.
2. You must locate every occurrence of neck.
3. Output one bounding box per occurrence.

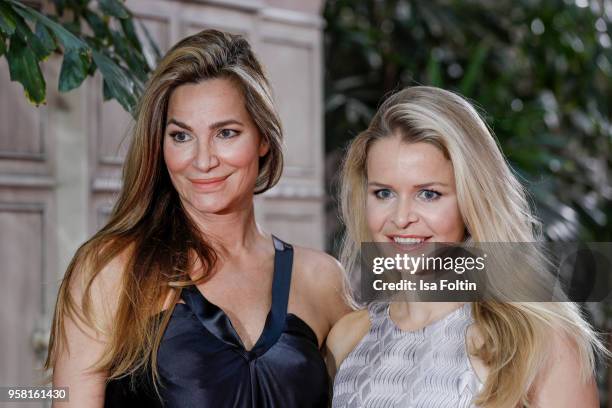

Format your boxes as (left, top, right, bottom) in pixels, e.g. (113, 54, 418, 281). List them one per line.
(184, 202, 264, 254)
(389, 301, 466, 331)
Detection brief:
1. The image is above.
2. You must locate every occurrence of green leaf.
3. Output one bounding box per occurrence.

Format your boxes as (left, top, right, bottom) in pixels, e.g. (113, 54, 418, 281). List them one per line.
(138, 20, 161, 68)
(63, 19, 81, 35)
(459, 41, 490, 96)
(102, 78, 112, 100)
(98, 0, 129, 19)
(120, 17, 141, 50)
(426, 51, 443, 87)
(92, 49, 137, 114)
(83, 9, 109, 38)
(35, 21, 57, 55)
(59, 48, 90, 92)
(9, 9, 50, 61)
(0, 34, 6, 56)
(6, 36, 46, 105)
(120, 63, 145, 96)
(110, 28, 147, 82)
(0, 2, 17, 35)
(10, 1, 87, 53)
(52, 0, 66, 17)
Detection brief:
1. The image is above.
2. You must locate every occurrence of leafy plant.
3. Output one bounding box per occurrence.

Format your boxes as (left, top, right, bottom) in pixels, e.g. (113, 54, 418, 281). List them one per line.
(323, 0, 612, 246)
(0, 0, 160, 115)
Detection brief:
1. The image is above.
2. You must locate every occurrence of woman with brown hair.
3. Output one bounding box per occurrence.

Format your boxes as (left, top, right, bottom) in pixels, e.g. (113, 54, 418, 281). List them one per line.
(45, 29, 349, 407)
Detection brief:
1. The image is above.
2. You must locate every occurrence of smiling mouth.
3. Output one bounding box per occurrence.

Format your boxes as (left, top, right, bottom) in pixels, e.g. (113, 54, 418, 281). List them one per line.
(389, 235, 430, 243)
(387, 236, 432, 251)
(191, 175, 228, 184)
(392, 236, 427, 244)
(189, 175, 229, 190)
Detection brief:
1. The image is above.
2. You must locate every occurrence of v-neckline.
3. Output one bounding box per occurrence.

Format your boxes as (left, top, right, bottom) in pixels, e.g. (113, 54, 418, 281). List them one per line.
(180, 235, 292, 358)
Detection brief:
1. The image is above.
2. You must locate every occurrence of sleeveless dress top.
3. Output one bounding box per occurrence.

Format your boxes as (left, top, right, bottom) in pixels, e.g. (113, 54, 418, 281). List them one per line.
(332, 302, 482, 408)
(104, 236, 329, 408)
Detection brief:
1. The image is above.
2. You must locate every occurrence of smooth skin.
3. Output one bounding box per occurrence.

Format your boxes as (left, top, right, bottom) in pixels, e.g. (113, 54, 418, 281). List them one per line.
(52, 78, 350, 407)
(326, 134, 599, 407)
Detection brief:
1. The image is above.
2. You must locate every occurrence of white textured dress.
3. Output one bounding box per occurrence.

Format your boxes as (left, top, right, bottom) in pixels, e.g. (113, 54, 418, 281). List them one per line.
(332, 303, 482, 408)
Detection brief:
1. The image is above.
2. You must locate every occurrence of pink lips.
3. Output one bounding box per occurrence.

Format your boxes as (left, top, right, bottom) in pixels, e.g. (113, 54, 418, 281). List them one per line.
(387, 235, 432, 253)
(189, 175, 229, 191)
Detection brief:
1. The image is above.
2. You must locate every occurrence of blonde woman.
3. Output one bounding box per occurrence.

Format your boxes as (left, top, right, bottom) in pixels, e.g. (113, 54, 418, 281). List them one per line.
(327, 86, 604, 407)
(45, 29, 349, 407)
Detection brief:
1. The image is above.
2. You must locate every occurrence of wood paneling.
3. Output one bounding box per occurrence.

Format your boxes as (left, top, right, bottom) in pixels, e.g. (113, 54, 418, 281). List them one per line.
(0, 203, 46, 408)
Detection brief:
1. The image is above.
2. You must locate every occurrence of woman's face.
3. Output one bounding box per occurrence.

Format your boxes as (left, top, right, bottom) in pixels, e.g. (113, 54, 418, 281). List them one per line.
(365, 134, 465, 245)
(163, 78, 268, 215)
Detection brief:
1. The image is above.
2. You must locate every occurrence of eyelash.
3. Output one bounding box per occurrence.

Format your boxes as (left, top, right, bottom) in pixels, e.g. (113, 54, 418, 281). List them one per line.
(374, 189, 394, 200)
(169, 131, 191, 143)
(218, 129, 239, 139)
(418, 189, 442, 201)
(168, 129, 240, 143)
(372, 188, 442, 201)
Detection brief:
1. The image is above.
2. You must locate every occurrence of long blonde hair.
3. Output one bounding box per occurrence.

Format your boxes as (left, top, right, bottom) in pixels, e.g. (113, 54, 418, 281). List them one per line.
(338, 86, 604, 407)
(45, 29, 284, 388)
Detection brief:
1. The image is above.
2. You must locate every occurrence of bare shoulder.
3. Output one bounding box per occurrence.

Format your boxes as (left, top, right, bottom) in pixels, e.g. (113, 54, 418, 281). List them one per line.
(327, 309, 370, 353)
(292, 245, 346, 295)
(292, 245, 351, 325)
(292, 245, 344, 280)
(531, 329, 599, 407)
(325, 309, 370, 377)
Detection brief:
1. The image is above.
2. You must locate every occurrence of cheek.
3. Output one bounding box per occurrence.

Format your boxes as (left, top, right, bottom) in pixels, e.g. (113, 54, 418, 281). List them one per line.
(217, 139, 260, 169)
(163, 142, 193, 174)
(425, 199, 464, 240)
(365, 197, 389, 234)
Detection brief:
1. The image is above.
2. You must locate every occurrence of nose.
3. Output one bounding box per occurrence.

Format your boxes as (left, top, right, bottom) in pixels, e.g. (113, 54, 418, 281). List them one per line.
(391, 197, 419, 229)
(193, 139, 220, 172)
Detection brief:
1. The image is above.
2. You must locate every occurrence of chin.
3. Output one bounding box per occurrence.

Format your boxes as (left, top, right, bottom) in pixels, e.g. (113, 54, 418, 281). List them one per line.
(194, 201, 232, 214)
(181, 194, 228, 213)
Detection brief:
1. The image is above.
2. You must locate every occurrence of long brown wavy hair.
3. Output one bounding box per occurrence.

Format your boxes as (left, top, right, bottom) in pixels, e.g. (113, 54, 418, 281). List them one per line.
(45, 29, 284, 389)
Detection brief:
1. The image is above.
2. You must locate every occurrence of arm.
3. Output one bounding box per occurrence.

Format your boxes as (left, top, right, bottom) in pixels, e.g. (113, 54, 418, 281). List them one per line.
(530, 332, 599, 408)
(52, 252, 125, 408)
(314, 254, 353, 330)
(324, 310, 370, 379)
(52, 310, 108, 407)
(292, 247, 352, 338)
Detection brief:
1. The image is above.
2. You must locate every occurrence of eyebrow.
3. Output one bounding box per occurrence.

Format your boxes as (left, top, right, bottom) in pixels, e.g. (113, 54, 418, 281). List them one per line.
(166, 118, 193, 131)
(165, 118, 244, 131)
(413, 182, 449, 189)
(367, 181, 449, 188)
(209, 119, 244, 130)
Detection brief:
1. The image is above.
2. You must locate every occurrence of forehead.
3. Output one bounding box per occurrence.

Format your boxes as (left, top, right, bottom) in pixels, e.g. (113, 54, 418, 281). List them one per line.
(366, 135, 454, 185)
(167, 77, 248, 123)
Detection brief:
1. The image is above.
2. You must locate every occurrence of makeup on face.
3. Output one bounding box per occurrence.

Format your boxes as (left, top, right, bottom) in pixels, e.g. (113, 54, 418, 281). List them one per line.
(163, 78, 268, 215)
(365, 134, 465, 246)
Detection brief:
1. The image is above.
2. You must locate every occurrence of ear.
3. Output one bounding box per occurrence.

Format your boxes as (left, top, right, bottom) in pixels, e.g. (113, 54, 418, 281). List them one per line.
(259, 137, 270, 157)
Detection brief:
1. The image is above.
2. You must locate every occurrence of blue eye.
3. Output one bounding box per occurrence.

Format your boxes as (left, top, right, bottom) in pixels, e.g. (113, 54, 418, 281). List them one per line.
(374, 189, 394, 200)
(169, 131, 192, 143)
(218, 129, 239, 139)
(417, 189, 441, 201)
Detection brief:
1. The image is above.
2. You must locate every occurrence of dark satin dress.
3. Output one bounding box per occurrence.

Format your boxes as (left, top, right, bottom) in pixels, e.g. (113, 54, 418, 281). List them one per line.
(105, 236, 329, 408)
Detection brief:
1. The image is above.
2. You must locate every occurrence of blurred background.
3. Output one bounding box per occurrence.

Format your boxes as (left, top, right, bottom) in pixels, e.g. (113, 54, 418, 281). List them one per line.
(0, 0, 610, 406)
(322, 0, 612, 405)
